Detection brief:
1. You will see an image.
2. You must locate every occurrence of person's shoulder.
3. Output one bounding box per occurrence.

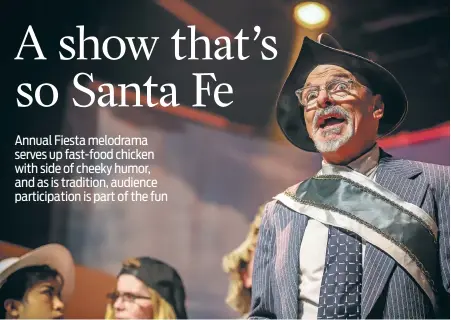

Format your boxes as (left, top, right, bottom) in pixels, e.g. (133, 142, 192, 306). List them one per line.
(270, 177, 312, 201)
(400, 158, 449, 177)
(263, 177, 314, 217)
(282, 175, 316, 194)
(387, 156, 449, 191)
(381, 149, 448, 174)
(260, 199, 278, 220)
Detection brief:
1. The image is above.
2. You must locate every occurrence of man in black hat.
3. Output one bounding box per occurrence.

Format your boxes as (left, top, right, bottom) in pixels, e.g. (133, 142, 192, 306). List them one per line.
(249, 34, 449, 319)
(105, 257, 188, 319)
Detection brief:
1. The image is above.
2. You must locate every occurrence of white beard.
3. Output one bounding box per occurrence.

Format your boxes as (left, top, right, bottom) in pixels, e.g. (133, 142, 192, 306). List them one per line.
(310, 105, 354, 153)
(312, 120, 354, 152)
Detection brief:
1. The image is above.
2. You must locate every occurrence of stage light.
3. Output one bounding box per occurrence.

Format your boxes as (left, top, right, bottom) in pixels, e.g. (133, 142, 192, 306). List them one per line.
(294, 2, 331, 29)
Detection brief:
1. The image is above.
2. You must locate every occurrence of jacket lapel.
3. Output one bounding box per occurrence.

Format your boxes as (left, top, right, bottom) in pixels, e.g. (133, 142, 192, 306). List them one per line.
(361, 150, 428, 318)
(376, 150, 428, 209)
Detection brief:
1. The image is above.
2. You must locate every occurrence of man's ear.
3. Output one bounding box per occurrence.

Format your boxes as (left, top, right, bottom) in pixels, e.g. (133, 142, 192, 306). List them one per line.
(372, 94, 384, 120)
(4, 299, 21, 318)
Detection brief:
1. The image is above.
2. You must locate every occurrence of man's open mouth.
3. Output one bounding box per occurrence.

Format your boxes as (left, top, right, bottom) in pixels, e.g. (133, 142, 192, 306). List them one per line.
(318, 114, 346, 129)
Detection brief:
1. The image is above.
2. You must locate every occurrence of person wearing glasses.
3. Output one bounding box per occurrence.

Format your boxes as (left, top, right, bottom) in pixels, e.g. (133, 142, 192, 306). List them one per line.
(0, 243, 75, 319)
(222, 205, 264, 318)
(249, 33, 449, 319)
(105, 257, 188, 319)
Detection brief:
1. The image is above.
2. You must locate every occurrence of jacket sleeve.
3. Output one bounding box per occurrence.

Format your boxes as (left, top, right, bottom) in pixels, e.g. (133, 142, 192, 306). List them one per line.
(437, 168, 450, 293)
(248, 201, 277, 319)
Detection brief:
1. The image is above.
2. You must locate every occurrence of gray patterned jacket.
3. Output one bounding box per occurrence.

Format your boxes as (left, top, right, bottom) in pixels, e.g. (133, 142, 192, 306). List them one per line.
(249, 151, 450, 319)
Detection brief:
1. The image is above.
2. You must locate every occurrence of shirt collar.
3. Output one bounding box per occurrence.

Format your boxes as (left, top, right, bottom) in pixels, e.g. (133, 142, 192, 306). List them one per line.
(321, 144, 380, 176)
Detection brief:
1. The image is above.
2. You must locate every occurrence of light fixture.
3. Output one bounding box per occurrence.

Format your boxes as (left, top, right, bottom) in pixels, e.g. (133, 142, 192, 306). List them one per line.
(294, 2, 331, 29)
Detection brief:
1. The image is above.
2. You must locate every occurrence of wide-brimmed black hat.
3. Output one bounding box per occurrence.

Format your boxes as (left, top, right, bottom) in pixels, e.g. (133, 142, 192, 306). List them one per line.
(119, 257, 188, 319)
(276, 33, 408, 152)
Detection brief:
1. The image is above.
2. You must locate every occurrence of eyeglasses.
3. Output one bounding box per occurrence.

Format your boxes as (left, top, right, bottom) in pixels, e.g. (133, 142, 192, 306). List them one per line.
(295, 79, 365, 108)
(107, 291, 151, 303)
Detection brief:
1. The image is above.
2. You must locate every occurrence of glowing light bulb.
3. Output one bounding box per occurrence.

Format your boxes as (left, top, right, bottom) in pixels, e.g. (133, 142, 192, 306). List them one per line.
(294, 2, 331, 29)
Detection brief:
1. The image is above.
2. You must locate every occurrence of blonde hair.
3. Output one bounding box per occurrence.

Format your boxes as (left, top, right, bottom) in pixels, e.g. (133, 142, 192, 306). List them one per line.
(222, 205, 265, 316)
(105, 285, 177, 319)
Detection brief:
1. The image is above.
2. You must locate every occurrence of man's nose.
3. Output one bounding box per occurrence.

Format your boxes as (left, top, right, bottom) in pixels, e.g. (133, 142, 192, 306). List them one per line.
(316, 89, 333, 108)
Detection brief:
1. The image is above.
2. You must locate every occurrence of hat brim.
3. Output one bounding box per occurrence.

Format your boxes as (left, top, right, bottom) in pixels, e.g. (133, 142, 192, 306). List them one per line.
(0, 244, 75, 302)
(277, 36, 408, 152)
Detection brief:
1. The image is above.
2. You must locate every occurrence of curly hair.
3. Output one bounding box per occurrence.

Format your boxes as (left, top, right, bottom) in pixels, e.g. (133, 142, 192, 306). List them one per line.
(222, 205, 265, 316)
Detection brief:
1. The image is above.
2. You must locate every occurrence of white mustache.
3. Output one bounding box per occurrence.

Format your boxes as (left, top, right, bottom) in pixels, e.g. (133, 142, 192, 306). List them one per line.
(313, 106, 350, 130)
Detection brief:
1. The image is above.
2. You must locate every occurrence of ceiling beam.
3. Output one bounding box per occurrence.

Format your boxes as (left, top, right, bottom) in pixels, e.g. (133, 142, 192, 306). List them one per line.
(362, 8, 443, 33)
(154, 0, 234, 39)
(370, 44, 433, 64)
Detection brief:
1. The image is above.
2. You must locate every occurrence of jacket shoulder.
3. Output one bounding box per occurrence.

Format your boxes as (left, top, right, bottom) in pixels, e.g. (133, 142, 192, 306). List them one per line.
(263, 178, 312, 218)
(401, 159, 448, 179)
(388, 157, 449, 191)
(275, 177, 312, 197)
